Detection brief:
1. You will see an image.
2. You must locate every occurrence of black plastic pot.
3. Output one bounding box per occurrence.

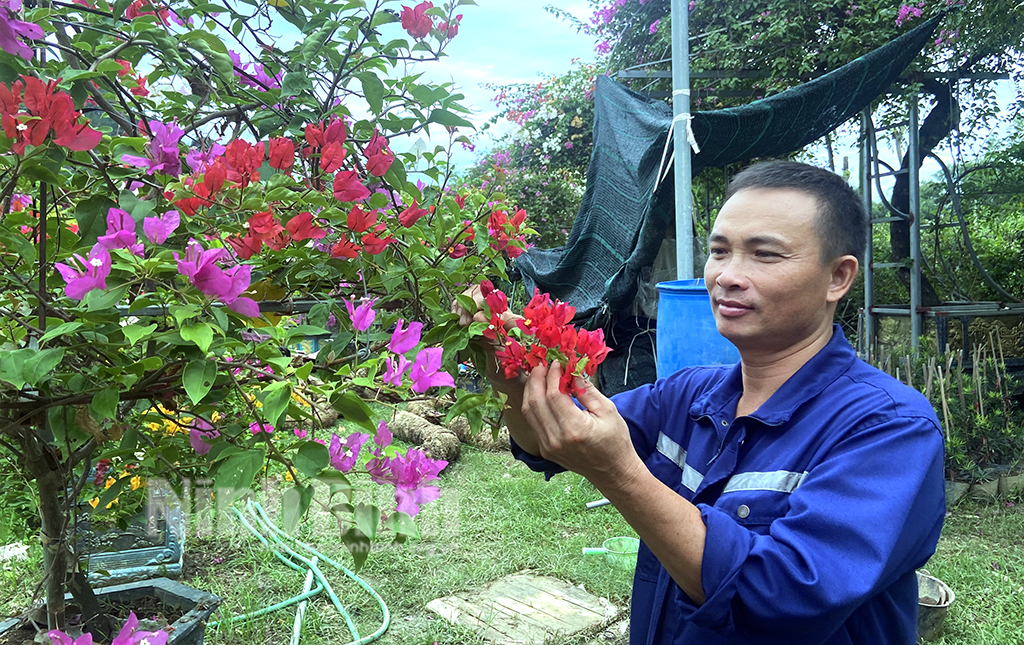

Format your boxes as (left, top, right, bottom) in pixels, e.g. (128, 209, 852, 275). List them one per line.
(0, 578, 220, 645)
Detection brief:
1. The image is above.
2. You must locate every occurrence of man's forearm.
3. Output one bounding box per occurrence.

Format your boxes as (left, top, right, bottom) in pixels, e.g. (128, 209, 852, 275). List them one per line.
(592, 458, 708, 605)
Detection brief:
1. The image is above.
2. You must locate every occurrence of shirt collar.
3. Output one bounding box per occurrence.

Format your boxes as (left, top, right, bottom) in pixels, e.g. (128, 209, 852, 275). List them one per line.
(690, 324, 858, 427)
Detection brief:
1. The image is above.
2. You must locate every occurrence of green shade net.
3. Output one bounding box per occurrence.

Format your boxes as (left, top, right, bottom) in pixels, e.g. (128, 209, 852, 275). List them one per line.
(514, 13, 943, 324)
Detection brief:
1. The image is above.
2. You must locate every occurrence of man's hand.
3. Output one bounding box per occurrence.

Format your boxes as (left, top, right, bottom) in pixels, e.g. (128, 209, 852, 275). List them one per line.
(450, 284, 539, 453)
(521, 361, 644, 486)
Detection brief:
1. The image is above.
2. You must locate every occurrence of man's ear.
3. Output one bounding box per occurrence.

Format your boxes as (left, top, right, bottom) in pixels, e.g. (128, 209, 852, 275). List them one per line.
(826, 255, 859, 304)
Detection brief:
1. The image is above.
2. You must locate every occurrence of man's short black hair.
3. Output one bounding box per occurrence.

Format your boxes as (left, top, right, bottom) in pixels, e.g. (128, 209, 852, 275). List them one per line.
(725, 160, 866, 265)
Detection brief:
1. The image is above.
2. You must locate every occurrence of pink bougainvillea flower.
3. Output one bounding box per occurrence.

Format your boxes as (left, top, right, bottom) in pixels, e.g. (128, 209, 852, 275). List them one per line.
(0, 0, 43, 60)
(333, 170, 370, 202)
(249, 421, 274, 435)
(329, 431, 370, 473)
(189, 419, 219, 456)
(389, 319, 422, 354)
(174, 241, 260, 317)
(389, 448, 446, 516)
(383, 355, 411, 387)
(97, 207, 143, 256)
(54, 243, 111, 300)
(143, 209, 179, 245)
(366, 149, 394, 177)
(438, 14, 461, 39)
(293, 428, 307, 439)
(408, 347, 454, 393)
(185, 143, 225, 173)
(345, 297, 377, 331)
(110, 611, 169, 645)
(400, 1, 434, 39)
(8, 192, 30, 212)
(122, 119, 184, 177)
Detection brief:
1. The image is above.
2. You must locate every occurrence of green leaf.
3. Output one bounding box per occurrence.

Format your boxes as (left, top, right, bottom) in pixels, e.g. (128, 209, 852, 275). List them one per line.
(293, 441, 329, 478)
(281, 71, 312, 95)
(318, 471, 352, 503)
(353, 502, 379, 541)
(39, 321, 84, 344)
(94, 476, 129, 511)
(343, 527, 371, 571)
(180, 322, 214, 353)
(383, 511, 419, 540)
(96, 59, 127, 73)
(300, 21, 339, 65)
(329, 390, 376, 431)
(286, 325, 330, 338)
(0, 349, 27, 389)
(181, 31, 234, 81)
(170, 305, 200, 326)
(122, 323, 158, 346)
(84, 284, 128, 311)
(75, 195, 118, 247)
(358, 72, 385, 114)
(445, 393, 489, 423)
(295, 362, 313, 381)
(213, 448, 266, 505)
(183, 360, 217, 405)
(91, 386, 119, 422)
(282, 483, 314, 534)
(261, 383, 292, 427)
(307, 302, 330, 328)
(427, 108, 474, 129)
(23, 348, 65, 388)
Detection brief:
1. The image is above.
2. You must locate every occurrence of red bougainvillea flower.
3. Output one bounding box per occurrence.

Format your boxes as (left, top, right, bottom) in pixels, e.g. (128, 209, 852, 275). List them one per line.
(226, 232, 261, 260)
(324, 117, 347, 146)
(224, 139, 264, 187)
(0, 76, 102, 154)
(333, 170, 370, 202)
(438, 14, 462, 39)
(361, 230, 396, 255)
(285, 212, 326, 241)
(304, 121, 325, 148)
(495, 338, 527, 380)
(247, 210, 284, 241)
(398, 199, 428, 227)
(268, 136, 295, 171)
(320, 141, 346, 173)
(400, 1, 434, 39)
(345, 204, 375, 233)
(330, 239, 359, 259)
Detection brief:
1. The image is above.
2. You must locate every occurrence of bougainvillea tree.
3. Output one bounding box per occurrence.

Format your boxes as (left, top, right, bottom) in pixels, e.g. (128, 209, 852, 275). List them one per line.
(0, 0, 547, 634)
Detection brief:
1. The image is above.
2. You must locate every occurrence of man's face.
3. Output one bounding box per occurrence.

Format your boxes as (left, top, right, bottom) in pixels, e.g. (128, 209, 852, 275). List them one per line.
(703, 187, 845, 356)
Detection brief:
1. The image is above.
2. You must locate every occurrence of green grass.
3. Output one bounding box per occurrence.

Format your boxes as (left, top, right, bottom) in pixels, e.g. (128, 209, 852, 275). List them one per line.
(3, 448, 1024, 644)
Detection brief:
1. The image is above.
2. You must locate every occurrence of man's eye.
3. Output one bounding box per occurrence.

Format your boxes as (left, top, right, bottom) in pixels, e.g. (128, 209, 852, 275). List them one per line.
(755, 250, 779, 258)
(709, 247, 727, 256)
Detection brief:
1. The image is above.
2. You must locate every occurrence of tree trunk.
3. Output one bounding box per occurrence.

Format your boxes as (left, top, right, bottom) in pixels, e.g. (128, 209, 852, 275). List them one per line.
(888, 78, 957, 307)
(32, 457, 69, 631)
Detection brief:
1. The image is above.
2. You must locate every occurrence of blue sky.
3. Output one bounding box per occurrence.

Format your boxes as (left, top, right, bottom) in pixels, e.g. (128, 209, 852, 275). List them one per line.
(411, 0, 599, 167)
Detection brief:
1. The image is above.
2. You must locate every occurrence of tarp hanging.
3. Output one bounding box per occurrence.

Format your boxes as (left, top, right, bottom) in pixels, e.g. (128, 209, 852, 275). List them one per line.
(514, 13, 944, 323)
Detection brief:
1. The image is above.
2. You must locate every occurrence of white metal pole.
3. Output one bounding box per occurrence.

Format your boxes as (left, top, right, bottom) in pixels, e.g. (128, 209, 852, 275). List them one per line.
(671, 0, 694, 279)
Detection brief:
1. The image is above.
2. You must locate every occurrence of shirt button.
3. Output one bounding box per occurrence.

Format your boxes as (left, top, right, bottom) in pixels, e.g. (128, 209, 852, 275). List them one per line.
(721, 420, 728, 426)
(737, 504, 750, 519)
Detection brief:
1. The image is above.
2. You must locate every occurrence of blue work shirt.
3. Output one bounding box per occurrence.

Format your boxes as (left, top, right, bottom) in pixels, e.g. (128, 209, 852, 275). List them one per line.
(514, 326, 946, 644)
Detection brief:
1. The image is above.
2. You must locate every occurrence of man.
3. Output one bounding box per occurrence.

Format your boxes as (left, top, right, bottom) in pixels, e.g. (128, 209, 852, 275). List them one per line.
(457, 160, 945, 644)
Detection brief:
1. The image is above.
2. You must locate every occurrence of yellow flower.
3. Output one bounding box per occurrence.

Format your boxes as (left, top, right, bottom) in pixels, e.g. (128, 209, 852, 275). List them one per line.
(88, 497, 99, 508)
(284, 471, 294, 482)
(291, 392, 311, 407)
(211, 411, 222, 423)
(148, 422, 161, 432)
(130, 475, 143, 490)
(105, 477, 116, 489)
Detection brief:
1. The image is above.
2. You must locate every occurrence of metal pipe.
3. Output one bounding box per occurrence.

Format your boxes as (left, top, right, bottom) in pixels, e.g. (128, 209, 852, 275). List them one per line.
(908, 96, 922, 352)
(860, 110, 874, 360)
(671, 0, 694, 279)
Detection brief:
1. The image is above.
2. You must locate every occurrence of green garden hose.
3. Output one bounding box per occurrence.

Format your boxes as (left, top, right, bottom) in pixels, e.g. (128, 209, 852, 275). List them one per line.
(207, 499, 390, 645)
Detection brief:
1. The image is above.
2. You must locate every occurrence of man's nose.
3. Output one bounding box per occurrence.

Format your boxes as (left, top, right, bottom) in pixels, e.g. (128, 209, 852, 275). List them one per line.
(714, 256, 748, 289)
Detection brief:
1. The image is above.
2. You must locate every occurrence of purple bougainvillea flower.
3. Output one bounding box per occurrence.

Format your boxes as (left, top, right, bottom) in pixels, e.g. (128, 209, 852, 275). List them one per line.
(189, 420, 220, 456)
(249, 421, 274, 434)
(329, 431, 370, 473)
(97, 208, 143, 257)
(389, 319, 422, 354)
(383, 355, 411, 387)
(390, 448, 446, 516)
(408, 347, 455, 393)
(174, 241, 260, 317)
(143, 209, 179, 245)
(344, 297, 377, 331)
(122, 119, 184, 177)
(0, 0, 43, 60)
(54, 243, 111, 300)
(185, 143, 225, 173)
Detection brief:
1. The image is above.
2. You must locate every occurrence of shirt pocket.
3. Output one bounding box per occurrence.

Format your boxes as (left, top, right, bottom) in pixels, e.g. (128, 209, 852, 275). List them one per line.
(714, 489, 793, 535)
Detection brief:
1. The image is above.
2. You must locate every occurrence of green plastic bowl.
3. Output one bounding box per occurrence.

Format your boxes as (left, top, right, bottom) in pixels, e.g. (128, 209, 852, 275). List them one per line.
(582, 536, 640, 571)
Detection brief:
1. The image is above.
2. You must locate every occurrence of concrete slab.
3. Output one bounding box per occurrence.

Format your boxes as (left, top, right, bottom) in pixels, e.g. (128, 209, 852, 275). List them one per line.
(426, 571, 623, 644)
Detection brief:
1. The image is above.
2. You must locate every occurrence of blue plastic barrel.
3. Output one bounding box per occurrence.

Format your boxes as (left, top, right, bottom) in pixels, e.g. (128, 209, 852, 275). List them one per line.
(655, 279, 740, 377)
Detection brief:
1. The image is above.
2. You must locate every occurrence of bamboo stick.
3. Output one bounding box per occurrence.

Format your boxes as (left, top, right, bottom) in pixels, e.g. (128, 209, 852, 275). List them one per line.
(937, 363, 952, 444)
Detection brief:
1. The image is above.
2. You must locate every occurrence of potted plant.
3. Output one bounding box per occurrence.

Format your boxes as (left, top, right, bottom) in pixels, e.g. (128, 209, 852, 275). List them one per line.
(0, 0, 523, 640)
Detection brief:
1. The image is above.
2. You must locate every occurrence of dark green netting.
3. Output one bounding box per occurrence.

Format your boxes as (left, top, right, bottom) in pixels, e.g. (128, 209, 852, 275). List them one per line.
(515, 13, 943, 324)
